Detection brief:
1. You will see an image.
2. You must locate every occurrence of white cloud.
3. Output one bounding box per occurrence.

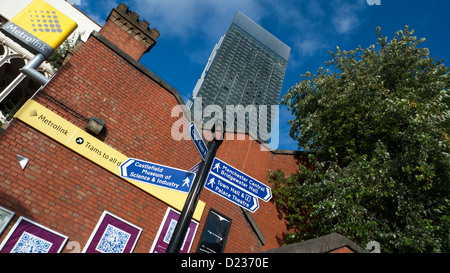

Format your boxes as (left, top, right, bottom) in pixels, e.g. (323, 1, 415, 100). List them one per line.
(297, 37, 327, 57)
(80, 0, 368, 67)
(306, 1, 326, 17)
(134, 0, 265, 41)
(263, 0, 368, 65)
(331, 0, 366, 34)
(79, 0, 265, 41)
(125, 0, 268, 65)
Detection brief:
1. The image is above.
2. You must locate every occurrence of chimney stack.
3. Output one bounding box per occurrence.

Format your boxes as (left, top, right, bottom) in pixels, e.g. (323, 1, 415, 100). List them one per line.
(99, 3, 160, 61)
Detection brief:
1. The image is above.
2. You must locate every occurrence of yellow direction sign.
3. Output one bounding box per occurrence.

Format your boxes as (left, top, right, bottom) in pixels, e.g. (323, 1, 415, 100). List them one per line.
(1, 0, 77, 58)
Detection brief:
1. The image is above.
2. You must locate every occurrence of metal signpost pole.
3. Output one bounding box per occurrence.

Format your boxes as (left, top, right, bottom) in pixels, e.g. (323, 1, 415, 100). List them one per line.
(166, 123, 223, 253)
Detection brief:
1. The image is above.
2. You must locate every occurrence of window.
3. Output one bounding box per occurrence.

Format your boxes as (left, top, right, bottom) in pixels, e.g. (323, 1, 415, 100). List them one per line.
(196, 209, 231, 253)
(0, 42, 52, 125)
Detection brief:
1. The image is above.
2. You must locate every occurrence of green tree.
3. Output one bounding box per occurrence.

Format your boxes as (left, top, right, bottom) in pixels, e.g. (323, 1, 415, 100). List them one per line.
(48, 33, 82, 71)
(270, 26, 449, 252)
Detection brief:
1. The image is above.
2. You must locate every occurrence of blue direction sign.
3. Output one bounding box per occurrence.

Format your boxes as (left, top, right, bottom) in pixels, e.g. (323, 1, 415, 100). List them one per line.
(205, 172, 259, 212)
(209, 158, 272, 202)
(189, 121, 208, 161)
(120, 158, 195, 193)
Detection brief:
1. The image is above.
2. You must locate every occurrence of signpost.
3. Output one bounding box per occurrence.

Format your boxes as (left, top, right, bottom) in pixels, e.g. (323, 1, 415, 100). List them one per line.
(167, 120, 273, 252)
(120, 158, 195, 193)
(166, 122, 224, 253)
(189, 121, 208, 161)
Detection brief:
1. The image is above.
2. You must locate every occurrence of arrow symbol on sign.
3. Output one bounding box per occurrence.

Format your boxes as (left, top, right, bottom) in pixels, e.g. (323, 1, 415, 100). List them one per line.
(120, 159, 135, 177)
(250, 197, 258, 212)
(29, 110, 37, 117)
(264, 189, 272, 201)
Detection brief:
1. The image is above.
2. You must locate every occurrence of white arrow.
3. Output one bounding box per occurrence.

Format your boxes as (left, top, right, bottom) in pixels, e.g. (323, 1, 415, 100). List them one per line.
(249, 197, 259, 212)
(264, 189, 272, 201)
(120, 159, 135, 177)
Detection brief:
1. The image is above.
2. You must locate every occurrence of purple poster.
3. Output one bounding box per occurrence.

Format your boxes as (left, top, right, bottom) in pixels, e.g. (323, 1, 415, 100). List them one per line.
(150, 207, 199, 253)
(83, 211, 142, 253)
(0, 216, 68, 253)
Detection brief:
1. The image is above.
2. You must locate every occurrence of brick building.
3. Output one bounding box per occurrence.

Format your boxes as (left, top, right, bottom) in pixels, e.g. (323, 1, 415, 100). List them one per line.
(0, 3, 306, 253)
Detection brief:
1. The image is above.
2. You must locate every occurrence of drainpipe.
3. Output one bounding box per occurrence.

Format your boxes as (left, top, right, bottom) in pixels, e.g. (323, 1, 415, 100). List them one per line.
(20, 53, 49, 86)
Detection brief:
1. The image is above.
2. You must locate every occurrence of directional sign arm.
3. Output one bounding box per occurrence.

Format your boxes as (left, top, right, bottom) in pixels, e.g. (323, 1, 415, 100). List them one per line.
(189, 121, 208, 161)
(120, 158, 195, 193)
(209, 158, 272, 202)
(204, 173, 259, 213)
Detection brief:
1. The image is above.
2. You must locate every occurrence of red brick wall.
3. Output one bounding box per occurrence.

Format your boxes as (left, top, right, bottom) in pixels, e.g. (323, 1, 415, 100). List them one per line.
(99, 20, 148, 61)
(35, 36, 199, 171)
(0, 121, 168, 252)
(0, 28, 305, 253)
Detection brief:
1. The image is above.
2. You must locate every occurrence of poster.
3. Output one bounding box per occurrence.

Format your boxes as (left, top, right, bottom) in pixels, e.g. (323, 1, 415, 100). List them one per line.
(0, 216, 68, 253)
(0, 206, 14, 235)
(83, 211, 142, 253)
(150, 207, 199, 253)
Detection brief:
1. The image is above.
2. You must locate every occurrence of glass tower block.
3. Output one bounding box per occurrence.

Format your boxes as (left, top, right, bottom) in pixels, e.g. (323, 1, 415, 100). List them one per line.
(188, 11, 290, 141)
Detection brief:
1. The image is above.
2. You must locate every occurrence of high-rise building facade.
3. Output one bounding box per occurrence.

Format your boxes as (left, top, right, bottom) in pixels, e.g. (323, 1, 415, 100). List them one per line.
(187, 11, 290, 141)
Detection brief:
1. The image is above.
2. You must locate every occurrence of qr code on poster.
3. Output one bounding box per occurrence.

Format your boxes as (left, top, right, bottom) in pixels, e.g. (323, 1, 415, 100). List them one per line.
(163, 219, 177, 243)
(95, 224, 131, 253)
(11, 231, 53, 253)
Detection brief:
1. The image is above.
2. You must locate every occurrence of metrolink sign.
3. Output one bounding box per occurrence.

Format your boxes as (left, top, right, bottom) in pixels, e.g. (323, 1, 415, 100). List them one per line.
(0, 0, 78, 58)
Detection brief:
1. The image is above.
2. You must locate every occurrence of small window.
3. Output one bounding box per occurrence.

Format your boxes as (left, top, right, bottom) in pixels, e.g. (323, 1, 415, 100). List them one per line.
(196, 209, 232, 253)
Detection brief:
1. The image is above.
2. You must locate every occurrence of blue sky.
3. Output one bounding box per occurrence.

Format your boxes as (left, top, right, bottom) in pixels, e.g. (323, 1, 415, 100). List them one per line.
(76, 0, 450, 151)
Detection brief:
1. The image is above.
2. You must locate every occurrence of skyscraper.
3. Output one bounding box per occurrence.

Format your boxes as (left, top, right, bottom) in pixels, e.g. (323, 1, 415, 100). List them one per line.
(187, 11, 290, 141)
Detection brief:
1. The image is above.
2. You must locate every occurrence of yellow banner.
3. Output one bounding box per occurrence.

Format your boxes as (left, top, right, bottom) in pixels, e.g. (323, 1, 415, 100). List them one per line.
(1, 0, 77, 58)
(14, 100, 205, 220)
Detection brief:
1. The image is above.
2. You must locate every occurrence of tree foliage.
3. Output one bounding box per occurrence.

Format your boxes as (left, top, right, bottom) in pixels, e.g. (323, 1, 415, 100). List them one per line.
(270, 26, 449, 252)
(48, 33, 82, 70)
